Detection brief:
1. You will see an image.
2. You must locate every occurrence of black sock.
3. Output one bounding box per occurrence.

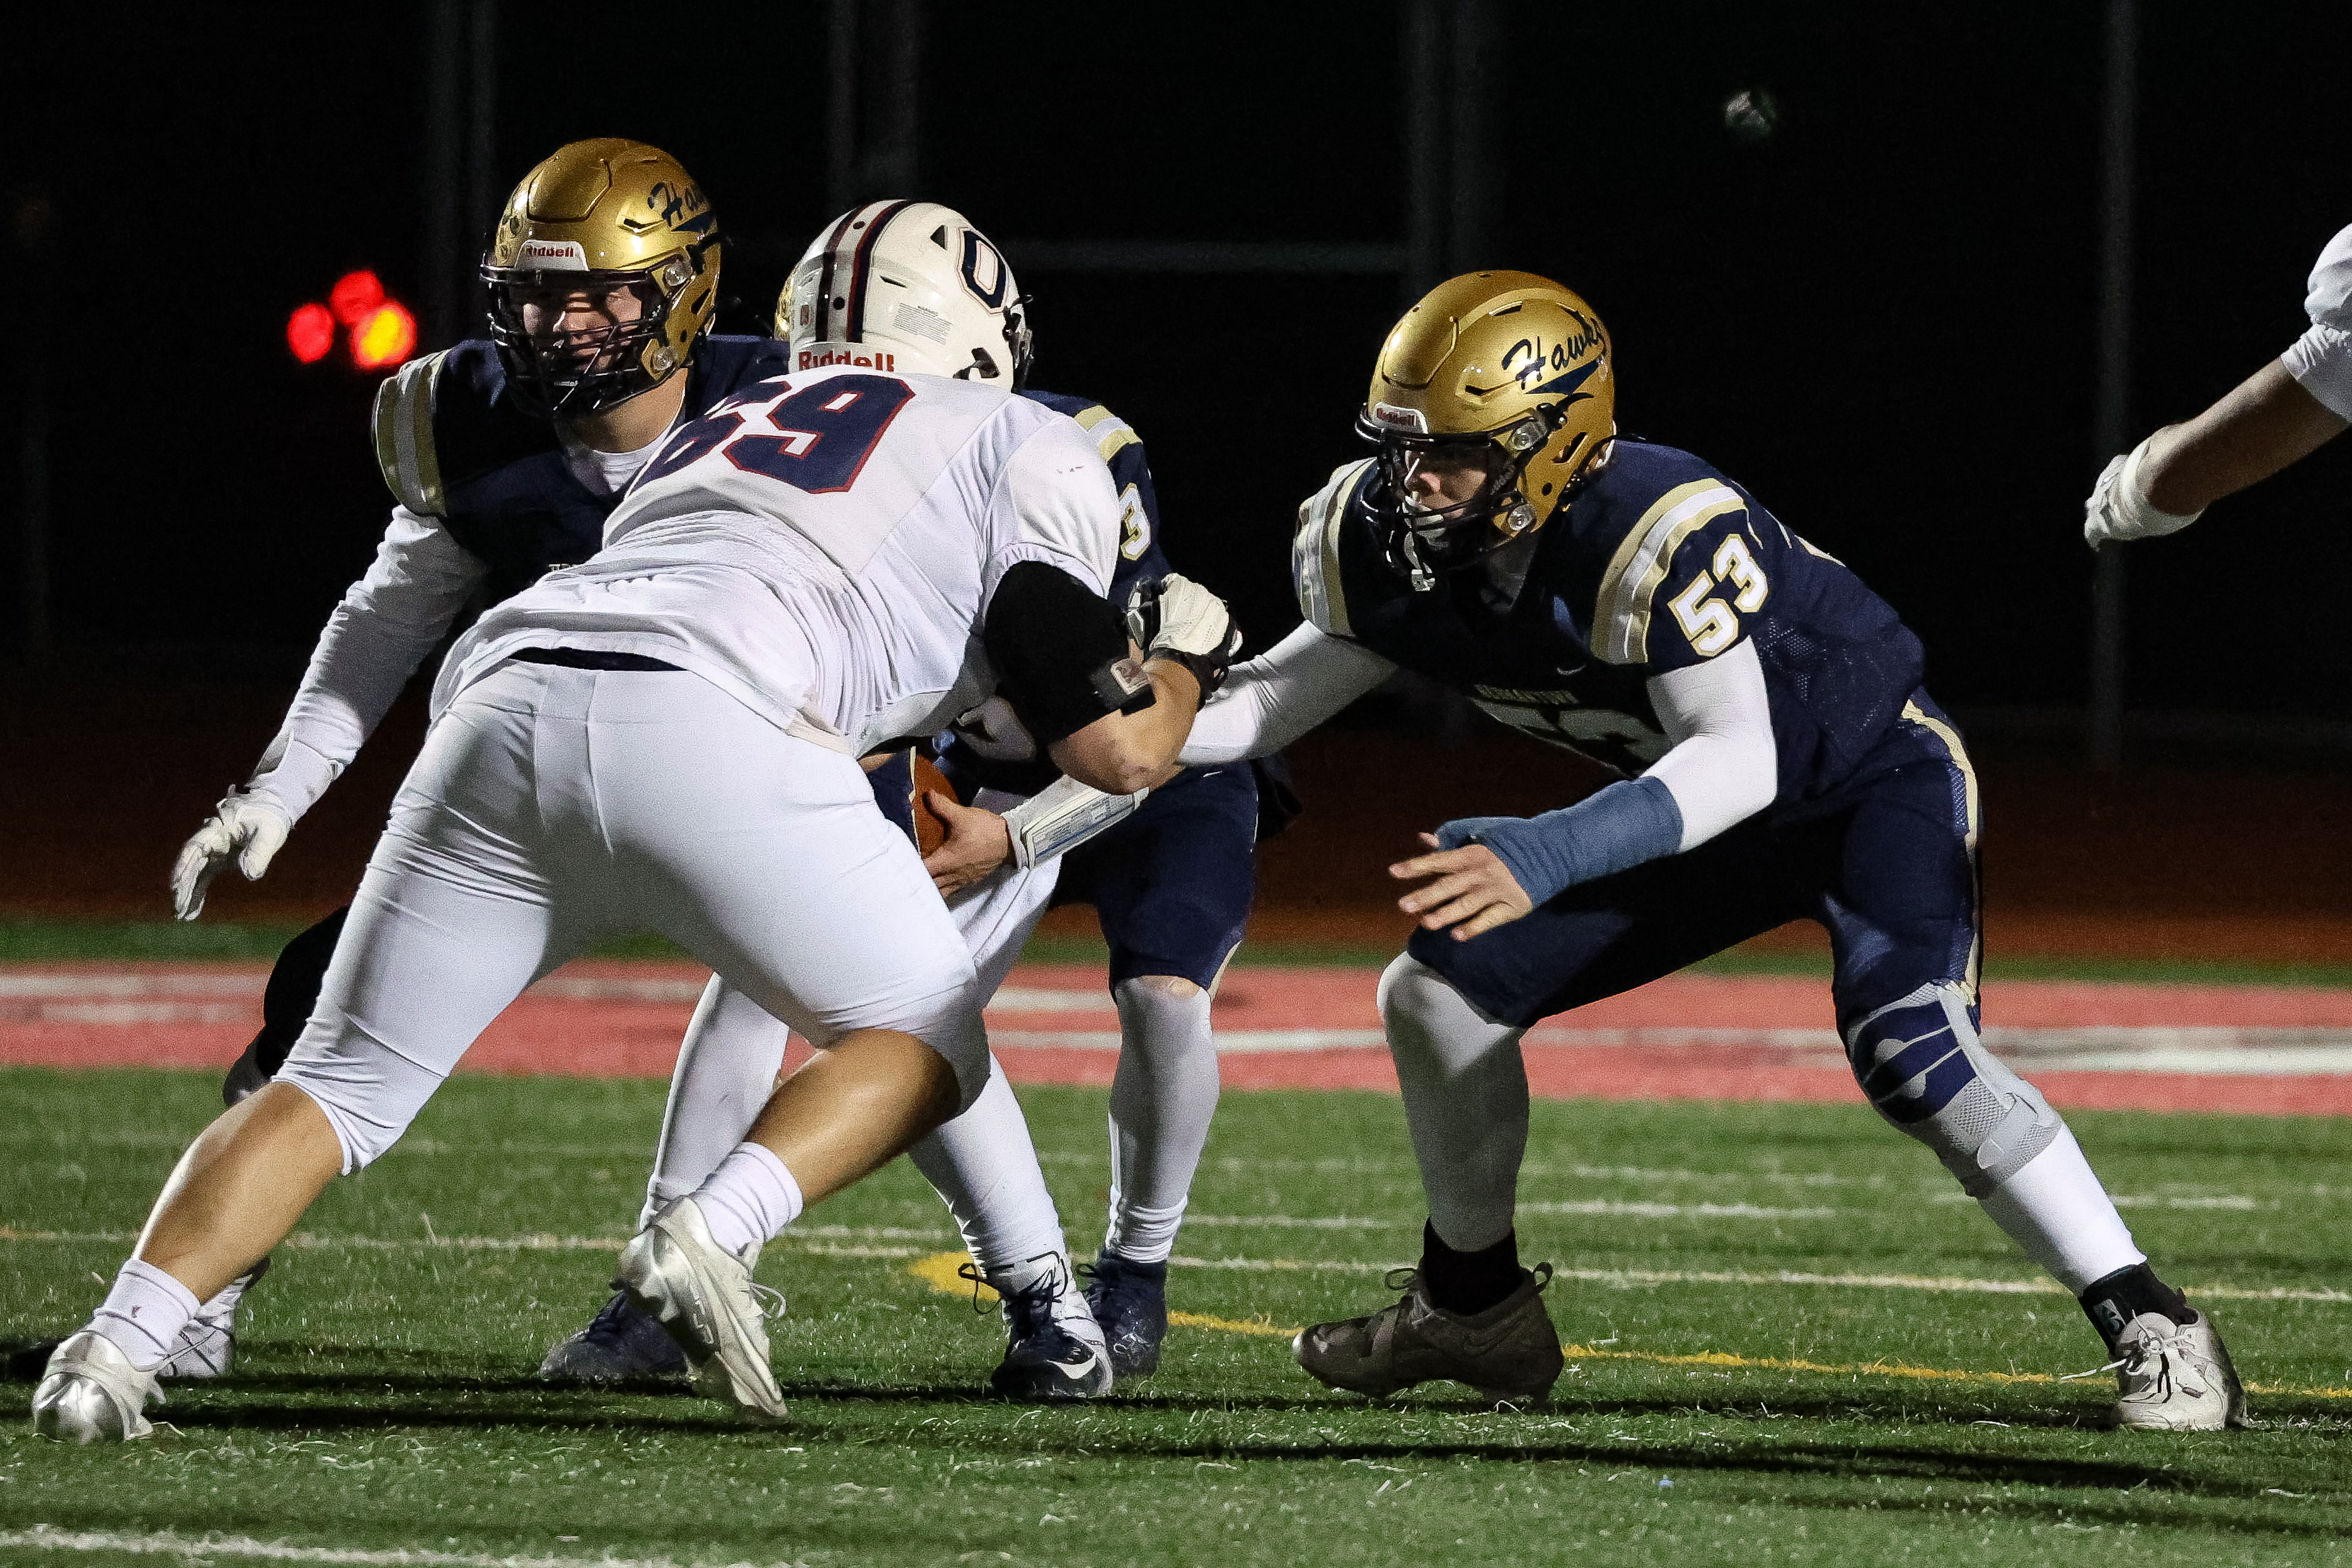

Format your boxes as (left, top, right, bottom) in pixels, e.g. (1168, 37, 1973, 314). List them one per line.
(2079, 1262, 2192, 1350)
(1419, 1221, 1522, 1315)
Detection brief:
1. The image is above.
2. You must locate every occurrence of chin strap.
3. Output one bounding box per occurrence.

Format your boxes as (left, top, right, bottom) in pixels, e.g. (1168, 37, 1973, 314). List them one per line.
(1003, 775, 1152, 870)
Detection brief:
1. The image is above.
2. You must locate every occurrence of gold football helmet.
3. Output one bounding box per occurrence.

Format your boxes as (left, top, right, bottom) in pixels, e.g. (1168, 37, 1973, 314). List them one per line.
(1358, 270, 1615, 587)
(481, 138, 723, 420)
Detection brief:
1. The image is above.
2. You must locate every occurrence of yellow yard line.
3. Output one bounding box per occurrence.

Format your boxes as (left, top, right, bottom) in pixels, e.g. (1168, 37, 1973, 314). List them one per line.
(906, 1252, 2352, 1400)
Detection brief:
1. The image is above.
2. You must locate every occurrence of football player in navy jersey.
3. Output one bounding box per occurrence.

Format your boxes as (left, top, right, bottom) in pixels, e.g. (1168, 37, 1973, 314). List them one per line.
(154, 138, 796, 1377)
(1180, 272, 2245, 1432)
(539, 201, 1280, 1396)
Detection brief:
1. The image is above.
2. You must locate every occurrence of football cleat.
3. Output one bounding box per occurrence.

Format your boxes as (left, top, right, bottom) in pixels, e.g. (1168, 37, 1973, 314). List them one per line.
(32, 1330, 164, 1443)
(1082, 1252, 1170, 1378)
(539, 1290, 690, 1384)
(613, 1199, 787, 1421)
(155, 1258, 270, 1381)
(972, 1255, 1113, 1401)
(1294, 1265, 1564, 1406)
(2097, 1310, 2249, 1431)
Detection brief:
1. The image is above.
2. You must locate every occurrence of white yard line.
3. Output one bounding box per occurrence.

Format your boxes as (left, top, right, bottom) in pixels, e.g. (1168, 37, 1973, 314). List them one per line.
(0, 1525, 806, 1568)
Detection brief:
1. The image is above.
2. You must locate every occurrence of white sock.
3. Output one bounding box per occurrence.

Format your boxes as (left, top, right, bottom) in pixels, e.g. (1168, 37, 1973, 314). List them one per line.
(91, 1258, 201, 1371)
(1380, 954, 1528, 1252)
(641, 981, 790, 1230)
(1976, 1126, 2145, 1293)
(688, 1142, 804, 1256)
(908, 1056, 1068, 1274)
(1102, 977, 1221, 1264)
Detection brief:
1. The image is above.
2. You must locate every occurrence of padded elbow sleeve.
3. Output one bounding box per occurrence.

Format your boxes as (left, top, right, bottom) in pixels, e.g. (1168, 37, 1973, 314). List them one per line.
(984, 561, 1155, 743)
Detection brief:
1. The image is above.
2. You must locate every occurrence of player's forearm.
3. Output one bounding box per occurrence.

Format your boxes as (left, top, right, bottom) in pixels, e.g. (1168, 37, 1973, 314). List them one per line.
(1049, 657, 1199, 795)
(2138, 359, 2349, 516)
(1179, 623, 1395, 764)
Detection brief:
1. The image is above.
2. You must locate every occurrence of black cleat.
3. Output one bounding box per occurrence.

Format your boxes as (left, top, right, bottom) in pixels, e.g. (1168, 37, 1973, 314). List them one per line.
(539, 1290, 691, 1385)
(1082, 1252, 1170, 1378)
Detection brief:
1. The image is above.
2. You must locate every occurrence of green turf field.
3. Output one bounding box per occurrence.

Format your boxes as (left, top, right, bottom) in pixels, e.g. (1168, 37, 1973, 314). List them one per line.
(3, 1069, 2350, 1565)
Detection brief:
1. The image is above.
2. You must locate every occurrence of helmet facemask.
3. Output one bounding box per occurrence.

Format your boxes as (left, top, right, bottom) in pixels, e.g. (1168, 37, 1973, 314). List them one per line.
(483, 260, 693, 422)
(1361, 405, 1567, 589)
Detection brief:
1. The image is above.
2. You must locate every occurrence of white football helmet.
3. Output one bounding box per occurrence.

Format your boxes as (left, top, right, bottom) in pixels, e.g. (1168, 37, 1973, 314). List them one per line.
(780, 200, 1032, 388)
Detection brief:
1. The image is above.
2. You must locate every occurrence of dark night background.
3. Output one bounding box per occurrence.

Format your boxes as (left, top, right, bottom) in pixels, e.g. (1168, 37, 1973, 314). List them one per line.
(5, 0, 2351, 722)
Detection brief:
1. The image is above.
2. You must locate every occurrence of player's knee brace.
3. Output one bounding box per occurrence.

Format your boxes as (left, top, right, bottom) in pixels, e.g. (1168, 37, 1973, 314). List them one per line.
(1843, 983, 2060, 1197)
(275, 1041, 448, 1173)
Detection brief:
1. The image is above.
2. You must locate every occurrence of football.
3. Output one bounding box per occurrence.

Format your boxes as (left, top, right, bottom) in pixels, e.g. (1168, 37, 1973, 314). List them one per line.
(912, 752, 954, 856)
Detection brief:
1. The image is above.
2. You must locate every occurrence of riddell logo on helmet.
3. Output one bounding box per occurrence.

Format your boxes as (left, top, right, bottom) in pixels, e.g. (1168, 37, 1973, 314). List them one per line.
(519, 239, 589, 272)
(797, 347, 897, 371)
(1368, 403, 1429, 433)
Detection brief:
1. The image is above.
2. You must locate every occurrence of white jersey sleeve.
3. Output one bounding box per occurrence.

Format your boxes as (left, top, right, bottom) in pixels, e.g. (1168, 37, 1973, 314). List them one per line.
(989, 410, 1121, 598)
(2281, 223, 2352, 422)
(248, 505, 490, 819)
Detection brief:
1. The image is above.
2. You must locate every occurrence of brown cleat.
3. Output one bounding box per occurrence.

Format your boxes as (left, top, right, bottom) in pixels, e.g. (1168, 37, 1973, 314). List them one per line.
(1293, 1264, 1563, 1405)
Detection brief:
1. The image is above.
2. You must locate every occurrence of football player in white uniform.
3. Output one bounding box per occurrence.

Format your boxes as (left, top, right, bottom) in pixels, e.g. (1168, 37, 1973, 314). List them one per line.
(33, 222, 1236, 1443)
(539, 202, 1252, 1400)
(2084, 222, 2351, 544)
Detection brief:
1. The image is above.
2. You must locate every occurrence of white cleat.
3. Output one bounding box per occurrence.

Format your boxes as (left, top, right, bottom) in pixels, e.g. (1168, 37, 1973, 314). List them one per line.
(155, 1259, 269, 1381)
(32, 1331, 164, 1443)
(2106, 1310, 2248, 1431)
(613, 1198, 788, 1421)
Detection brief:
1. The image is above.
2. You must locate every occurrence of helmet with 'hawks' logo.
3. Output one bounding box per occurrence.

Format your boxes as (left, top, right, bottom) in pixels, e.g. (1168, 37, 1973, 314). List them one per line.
(1358, 270, 1615, 589)
(780, 200, 1033, 388)
(480, 139, 723, 421)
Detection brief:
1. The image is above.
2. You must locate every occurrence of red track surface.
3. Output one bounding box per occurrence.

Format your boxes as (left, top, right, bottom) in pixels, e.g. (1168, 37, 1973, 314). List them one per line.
(8, 960, 2352, 1115)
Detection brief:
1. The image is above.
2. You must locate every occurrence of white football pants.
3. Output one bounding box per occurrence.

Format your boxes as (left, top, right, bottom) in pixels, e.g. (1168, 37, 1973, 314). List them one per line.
(277, 662, 986, 1172)
(641, 836, 1068, 1274)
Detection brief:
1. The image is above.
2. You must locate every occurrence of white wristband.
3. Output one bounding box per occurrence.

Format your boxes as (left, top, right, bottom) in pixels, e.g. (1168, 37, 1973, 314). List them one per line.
(2115, 437, 2204, 538)
(1002, 774, 1150, 869)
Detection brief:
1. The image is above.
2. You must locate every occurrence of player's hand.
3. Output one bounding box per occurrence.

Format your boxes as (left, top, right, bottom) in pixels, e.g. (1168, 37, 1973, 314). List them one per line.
(1127, 574, 1243, 700)
(170, 790, 294, 921)
(921, 792, 1013, 898)
(2084, 445, 2201, 548)
(1390, 831, 1534, 940)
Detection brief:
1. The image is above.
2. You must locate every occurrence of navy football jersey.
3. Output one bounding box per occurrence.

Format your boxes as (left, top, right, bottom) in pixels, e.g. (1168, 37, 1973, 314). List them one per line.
(1295, 439, 1925, 804)
(369, 334, 799, 602)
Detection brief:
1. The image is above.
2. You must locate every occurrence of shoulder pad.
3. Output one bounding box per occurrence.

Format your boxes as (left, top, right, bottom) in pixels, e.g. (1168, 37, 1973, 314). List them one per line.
(1293, 458, 1373, 637)
(371, 350, 449, 515)
(1591, 471, 1750, 665)
(1063, 400, 1144, 468)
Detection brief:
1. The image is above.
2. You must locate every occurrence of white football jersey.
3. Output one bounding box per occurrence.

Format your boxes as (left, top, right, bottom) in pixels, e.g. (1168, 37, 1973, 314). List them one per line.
(2285, 223, 2352, 422)
(434, 365, 1122, 755)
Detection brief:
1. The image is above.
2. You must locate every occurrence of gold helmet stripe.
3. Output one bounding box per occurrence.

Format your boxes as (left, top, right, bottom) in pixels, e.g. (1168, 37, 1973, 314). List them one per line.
(1593, 480, 1744, 664)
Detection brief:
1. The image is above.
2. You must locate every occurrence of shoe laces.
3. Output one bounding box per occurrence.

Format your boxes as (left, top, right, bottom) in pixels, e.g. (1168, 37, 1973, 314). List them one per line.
(2062, 1320, 2208, 1397)
(1077, 1255, 1162, 1315)
(969, 1257, 1078, 1339)
(746, 1279, 787, 1322)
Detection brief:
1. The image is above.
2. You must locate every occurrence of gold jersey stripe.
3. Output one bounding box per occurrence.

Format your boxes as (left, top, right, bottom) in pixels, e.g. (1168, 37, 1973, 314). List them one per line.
(1594, 479, 1745, 664)
(370, 351, 446, 516)
(1095, 424, 1140, 463)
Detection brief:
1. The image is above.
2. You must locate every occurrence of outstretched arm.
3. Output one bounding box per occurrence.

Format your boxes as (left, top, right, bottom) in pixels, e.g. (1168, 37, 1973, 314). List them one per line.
(172, 509, 489, 919)
(1394, 640, 1777, 938)
(1178, 622, 1397, 765)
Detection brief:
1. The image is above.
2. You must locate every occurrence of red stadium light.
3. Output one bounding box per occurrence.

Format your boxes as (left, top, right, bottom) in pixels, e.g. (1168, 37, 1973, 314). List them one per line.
(285, 301, 336, 364)
(350, 300, 418, 369)
(328, 269, 386, 326)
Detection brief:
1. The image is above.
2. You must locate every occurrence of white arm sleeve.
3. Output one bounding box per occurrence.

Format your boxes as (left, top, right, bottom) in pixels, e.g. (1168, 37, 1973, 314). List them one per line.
(1178, 621, 1397, 764)
(2281, 223, 2352, 422)
(987, 411, 1121, 597)
(245, 506, 490, 819)
(1641, 638, 1779, 851)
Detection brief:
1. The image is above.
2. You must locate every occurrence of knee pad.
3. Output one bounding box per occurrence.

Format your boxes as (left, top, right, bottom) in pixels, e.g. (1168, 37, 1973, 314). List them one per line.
(1378, 954, 1519, 1079)
(919, 1005, 993, 1112)
(275, 1038, 447, 1173)
(1844, 983, 2060, 1197)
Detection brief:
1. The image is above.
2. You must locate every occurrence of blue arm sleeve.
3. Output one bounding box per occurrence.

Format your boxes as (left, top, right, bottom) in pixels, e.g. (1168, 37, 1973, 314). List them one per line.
(1435, 775, 1684, 908)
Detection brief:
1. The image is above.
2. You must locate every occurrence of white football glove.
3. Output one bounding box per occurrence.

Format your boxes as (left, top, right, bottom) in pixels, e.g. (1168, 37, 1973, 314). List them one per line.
(1126, 572, 1243, 697)
(170, 791, 294, 921)
(2084, 438, 2203, 548)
